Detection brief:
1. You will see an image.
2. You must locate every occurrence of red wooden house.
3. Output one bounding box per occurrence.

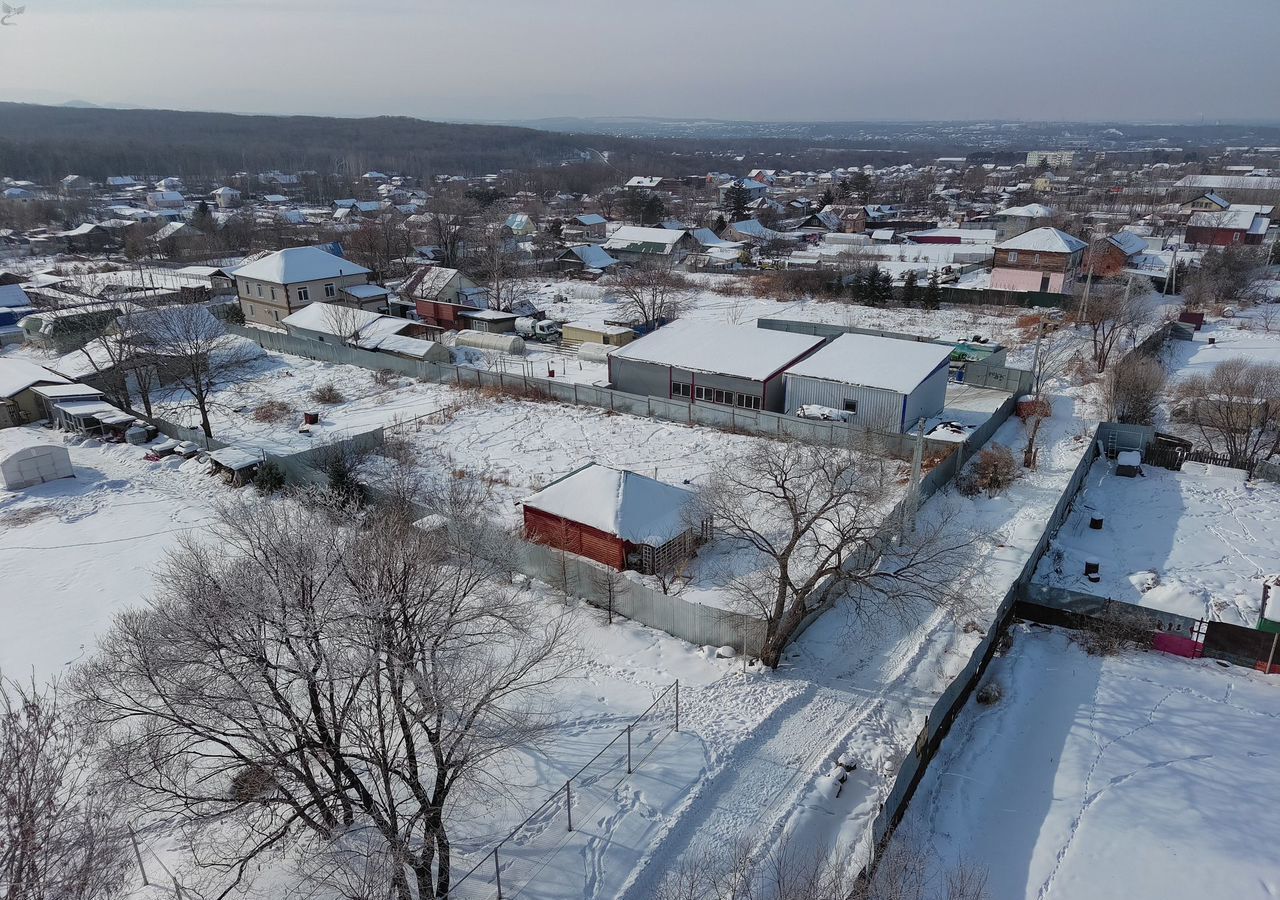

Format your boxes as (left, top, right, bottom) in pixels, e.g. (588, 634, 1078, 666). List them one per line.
(522, 463, 710, 574)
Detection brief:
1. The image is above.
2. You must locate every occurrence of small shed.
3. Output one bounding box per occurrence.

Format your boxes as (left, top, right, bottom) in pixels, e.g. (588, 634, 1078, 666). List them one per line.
(1, 444, 74, 490)
(522, 463, 711, 574)
(562, 321, 636, 347)
(207, 447, 262, 486)
(458, 308, 519, 334)
(782, 333, 952, 433)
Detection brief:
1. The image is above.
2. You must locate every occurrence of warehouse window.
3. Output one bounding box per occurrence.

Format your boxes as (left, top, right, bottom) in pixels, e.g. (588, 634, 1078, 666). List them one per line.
(672, 381, 691, 398)
(843, 399, 858, 415)
(736, 394, 761, 410)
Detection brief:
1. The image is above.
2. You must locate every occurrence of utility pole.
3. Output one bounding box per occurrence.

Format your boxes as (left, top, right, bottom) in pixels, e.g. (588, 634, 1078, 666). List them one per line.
(902, 417, 927, 534)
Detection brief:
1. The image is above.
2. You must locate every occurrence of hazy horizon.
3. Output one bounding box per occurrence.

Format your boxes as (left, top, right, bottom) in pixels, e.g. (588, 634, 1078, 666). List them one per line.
(1, 0, 1276, 124)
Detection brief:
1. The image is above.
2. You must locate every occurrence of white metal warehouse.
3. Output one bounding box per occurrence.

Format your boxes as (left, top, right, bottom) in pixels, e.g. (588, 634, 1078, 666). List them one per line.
(782, 333, 952, 433)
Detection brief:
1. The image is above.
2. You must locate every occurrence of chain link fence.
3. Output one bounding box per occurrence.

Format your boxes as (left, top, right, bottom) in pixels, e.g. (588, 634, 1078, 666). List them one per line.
(444, 681, 680, 900)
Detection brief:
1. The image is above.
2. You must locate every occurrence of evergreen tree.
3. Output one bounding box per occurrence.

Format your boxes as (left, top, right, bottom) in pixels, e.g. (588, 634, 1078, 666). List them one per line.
(712, 214, 727, 234)
(819, 187, 836, 208)
(724, 181, 751, 223)
(923, 269, 942, 310)
(864, 264, 885, 305)
(191, 200, 213, 232)
(641, 194, 666, 225)
(622, 191, 647, 224)
(901, 268, 919, 305)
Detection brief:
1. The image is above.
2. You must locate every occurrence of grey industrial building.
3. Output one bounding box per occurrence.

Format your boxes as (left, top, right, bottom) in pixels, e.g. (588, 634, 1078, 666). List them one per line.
(607, 322, 825, 413)
(782, 332, 952, 433)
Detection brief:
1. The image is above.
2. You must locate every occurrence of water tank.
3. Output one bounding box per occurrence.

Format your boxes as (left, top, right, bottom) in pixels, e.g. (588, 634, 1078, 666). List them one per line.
(577, 342, 615, 364)
(454, 329, 525, 355)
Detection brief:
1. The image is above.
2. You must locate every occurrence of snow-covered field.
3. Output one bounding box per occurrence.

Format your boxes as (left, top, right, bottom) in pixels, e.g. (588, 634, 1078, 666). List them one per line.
(1165, 307, 1280, 387)
(1034, 457, 1280, 625)
(895, 625, 1280, 900)
(0, 426, 224, 680)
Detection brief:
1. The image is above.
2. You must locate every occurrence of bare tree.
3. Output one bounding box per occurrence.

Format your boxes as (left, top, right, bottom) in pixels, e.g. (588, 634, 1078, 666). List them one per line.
(1175, 357, 1280, 469)
(1104, 354, 1167, 425)
(421, 200, 476, 269)
(698, 441, 973, 668)
(1075, 277, 1153, 373)
(0, 676, 130, 900)
(141, 305, 255, 438)
(76, 490, 574, 900)
(468, 229, 535, 313)
(612, 264, 692, 328)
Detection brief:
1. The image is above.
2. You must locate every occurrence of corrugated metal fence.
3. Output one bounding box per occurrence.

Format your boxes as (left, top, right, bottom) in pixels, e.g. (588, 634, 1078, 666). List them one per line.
(521, 542, 768, 654)
(224, 323, 1002, 460)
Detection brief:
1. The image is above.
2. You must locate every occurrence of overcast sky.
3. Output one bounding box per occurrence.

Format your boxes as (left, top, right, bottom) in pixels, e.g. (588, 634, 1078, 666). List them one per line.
(2, 0, 1277, 124)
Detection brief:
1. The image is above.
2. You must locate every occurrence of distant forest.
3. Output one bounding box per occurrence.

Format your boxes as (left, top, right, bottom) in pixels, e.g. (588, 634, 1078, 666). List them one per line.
(0, 103, 658, 182)
(0, 103, 996, 187)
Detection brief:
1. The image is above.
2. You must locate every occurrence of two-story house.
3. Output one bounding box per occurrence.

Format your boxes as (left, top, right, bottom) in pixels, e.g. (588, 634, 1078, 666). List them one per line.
(233, 246, 379, 328)
(990, 227, 1087, 294)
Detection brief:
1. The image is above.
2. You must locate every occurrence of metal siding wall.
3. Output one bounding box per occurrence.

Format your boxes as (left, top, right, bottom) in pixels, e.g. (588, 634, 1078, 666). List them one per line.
(903, 364, 950, 427)
(610, 357, 672, 398)
(783, 375, 904, 432)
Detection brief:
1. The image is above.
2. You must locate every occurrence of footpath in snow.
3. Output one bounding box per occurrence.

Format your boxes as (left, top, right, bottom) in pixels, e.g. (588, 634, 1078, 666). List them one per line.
(898, 625, 1280, 900)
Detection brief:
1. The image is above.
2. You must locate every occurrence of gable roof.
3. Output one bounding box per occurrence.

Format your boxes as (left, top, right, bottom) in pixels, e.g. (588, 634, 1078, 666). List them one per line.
(995, 203, 1055, 219)
(574, 214, 606, 226)
(1188, 208, 1262, 231)
(784, 333, 952, 394)
(559, 244, 618, 269)
(0, 359, 70, 399)
(1104, 231, 1149, 257)
(997, 227, 1087, 254)
(603, 226, 688, 255)
(522, 463, 697, 545)
(611, 322, 824, 381)
(231, 246, 369, 285)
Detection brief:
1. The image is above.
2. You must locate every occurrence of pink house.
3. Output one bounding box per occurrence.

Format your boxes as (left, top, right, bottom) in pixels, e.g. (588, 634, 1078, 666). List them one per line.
(990, 227, 1087, 294)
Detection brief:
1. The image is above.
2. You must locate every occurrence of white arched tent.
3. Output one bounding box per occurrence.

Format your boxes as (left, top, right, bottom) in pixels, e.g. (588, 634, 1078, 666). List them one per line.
(1, 444, 74, 491)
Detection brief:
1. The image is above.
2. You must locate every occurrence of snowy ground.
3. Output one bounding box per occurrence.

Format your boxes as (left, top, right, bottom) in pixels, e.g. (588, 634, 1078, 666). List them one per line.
(0, 425, 224, 680)
(1165, 307, 1280, 388)
(894, 625, 1280, 900)
(1033, 457, 1280, 626)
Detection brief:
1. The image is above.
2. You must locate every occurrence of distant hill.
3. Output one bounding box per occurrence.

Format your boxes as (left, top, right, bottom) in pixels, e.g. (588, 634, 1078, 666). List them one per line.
(0, 103, 641, 182)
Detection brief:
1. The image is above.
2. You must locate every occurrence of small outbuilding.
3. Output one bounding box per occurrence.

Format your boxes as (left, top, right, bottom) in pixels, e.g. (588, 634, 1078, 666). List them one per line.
(522, 463, 711, 574)
(782, 332, 953, 432)
(1, 444, 74, 490)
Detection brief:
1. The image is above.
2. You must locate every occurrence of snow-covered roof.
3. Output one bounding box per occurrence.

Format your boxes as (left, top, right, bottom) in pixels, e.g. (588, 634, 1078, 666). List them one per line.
(403, 266, 462, 299)
(689, 227, 742, 249)
(625, 176, 663, 189)
(342, 283, 389, 299)
(232, 246, 369, 285)
(611, 322, 824, 381)
(561, 244, 619, 269)
(1188, 209, 1261, 230)
(1176, 174, 1280, 191)
(603, 226, 687, 254)
(783, 333, 952, 394)
(281, 302, 403, 340)
(1105, 231, 1149, 257)
(0, 283, 31, 309)
(997, 227, 1087, 254)
(0, 360, 70, 398)
(522, 463, 697, 545)
(574, 214, 606, 226)
(995, 203, 1055, 219)
(209, 447, 261, 471)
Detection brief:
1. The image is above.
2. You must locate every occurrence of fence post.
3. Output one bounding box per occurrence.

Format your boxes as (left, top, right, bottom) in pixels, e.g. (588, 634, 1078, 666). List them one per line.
(626, 724, 633, 774)
(674, 680, 680, 732)
(566, 780, 573, 831)
(494, 848, 503, 899)
(128, 824, 149, 886)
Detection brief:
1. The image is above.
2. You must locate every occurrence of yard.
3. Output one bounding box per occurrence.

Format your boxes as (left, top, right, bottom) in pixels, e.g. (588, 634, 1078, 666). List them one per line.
(894, 625, 1280, 900)
(1033, 455, 1280, 626)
